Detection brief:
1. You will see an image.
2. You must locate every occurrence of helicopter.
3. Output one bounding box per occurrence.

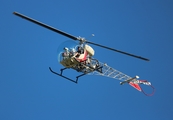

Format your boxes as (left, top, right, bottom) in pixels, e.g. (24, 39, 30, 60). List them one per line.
(13, 12, 154, 96)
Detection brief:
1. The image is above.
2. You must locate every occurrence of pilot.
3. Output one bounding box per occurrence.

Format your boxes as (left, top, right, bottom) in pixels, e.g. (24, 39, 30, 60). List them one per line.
(77, 46, 84, 54)
(75, 46, 84, 58)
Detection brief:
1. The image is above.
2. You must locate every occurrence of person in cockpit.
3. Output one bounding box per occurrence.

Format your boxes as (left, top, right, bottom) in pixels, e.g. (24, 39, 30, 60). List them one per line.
(75, 46, 84, 58)
(77, 46, 84, 54)
(62, 47, 70, 59)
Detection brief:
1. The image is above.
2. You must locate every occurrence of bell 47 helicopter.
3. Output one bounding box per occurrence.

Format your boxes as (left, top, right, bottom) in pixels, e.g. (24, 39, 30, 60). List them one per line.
(13, 12, 155, 96)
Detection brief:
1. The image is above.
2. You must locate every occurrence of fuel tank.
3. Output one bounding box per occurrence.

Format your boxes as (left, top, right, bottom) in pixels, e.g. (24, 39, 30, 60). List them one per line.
(84, 44, 95, 56)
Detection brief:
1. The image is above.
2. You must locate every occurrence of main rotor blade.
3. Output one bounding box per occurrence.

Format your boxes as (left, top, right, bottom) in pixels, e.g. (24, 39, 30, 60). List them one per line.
(13, 12, 149, 61)
(13, 12, 78, 40)
(86, 41, 150, 61)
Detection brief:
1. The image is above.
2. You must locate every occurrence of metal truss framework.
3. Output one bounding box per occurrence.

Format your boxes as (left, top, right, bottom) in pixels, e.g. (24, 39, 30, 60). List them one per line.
(89, 61, 132, 81)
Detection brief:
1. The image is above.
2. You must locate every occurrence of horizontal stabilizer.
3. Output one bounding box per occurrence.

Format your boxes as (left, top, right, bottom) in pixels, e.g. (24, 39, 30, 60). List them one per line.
(120, 76, 139, 85)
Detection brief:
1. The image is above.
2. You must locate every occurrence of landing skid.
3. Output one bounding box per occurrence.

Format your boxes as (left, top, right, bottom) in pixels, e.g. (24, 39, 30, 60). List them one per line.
(49, 66, 103, 83)
(49, 67, 82, 83)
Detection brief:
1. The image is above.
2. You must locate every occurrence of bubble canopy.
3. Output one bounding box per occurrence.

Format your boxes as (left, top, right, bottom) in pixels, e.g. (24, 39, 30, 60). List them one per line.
(57, 40, 79, 62)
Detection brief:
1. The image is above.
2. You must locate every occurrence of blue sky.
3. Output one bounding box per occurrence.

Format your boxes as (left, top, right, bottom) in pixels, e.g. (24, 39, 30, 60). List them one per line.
(1, 0, 173, 120)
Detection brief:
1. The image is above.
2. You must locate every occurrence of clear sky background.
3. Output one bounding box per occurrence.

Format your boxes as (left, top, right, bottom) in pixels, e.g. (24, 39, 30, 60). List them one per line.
(1, 0, 173, 120)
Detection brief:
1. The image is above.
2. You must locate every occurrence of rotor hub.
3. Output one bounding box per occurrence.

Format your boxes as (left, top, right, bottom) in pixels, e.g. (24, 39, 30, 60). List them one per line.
(77, 36, 87, 44)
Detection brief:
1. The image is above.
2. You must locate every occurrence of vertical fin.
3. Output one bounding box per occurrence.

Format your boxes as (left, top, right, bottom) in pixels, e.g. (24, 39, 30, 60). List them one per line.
(129, 82, 141, 91)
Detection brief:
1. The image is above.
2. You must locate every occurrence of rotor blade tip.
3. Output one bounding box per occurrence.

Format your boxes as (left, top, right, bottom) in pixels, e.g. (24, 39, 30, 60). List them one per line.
(142, 59, 150, 61)
(146, 59, 150, 61)
(13, 12, 17, 14)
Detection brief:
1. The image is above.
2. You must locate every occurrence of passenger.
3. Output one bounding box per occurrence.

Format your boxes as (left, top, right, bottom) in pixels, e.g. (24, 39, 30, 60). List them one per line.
(62, 47, 70, 59)
(69, 48, 75, 57)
